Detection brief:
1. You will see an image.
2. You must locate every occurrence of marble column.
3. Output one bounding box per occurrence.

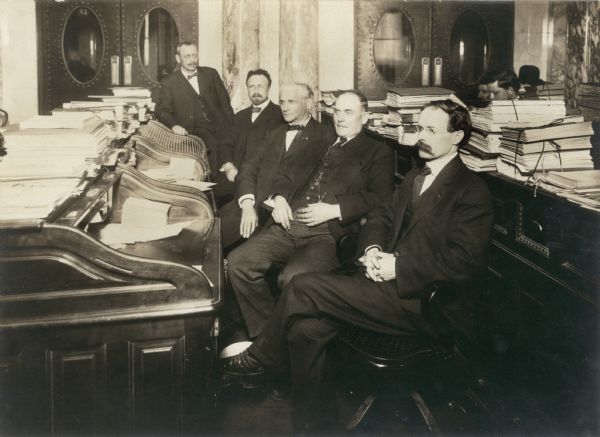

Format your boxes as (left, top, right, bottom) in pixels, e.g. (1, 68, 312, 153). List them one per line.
(222, 0, 260, 112)
(565, 1, 600, 108)
(279, 0, 319, 112)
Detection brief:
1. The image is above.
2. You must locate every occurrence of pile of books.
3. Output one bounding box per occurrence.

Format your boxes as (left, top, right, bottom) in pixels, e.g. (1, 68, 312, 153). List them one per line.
(579, 83, 600, 122)
(0, 113, 110, 220)
(372, 86, 454, 145)
(540, 169, 600, 211)
(496, 118, 594, 180)
(522, 82, 564, 100)
(462, 99, 570, 173)
(0, 113, 109, 180)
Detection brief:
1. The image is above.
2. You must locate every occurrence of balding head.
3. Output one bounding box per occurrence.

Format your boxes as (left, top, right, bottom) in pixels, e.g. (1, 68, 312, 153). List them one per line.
(279, 83, 313, 123)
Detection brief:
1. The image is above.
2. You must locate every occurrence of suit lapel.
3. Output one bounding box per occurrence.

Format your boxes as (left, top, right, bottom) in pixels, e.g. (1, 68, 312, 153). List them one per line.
(393, 171, 417, 243)
(403, 157, 464, 236)
(178, 70, 199, 95)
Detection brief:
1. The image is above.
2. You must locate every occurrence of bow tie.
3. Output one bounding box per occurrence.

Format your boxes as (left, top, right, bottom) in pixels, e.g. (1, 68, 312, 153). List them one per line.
(287, 124, 303, 131)
(187, 72, 198, 80)
(252, 106, 262, 113)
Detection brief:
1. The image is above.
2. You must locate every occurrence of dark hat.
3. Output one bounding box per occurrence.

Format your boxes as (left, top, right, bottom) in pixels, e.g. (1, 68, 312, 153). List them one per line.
(518, 65, 545, 86)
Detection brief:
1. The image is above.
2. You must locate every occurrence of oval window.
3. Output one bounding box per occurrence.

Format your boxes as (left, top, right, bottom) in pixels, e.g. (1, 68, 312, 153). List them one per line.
(373, 11, 415, 84)
(63, 7, 104, 84)
(449, 11, 490, 85)
(138, 8, 179, 83)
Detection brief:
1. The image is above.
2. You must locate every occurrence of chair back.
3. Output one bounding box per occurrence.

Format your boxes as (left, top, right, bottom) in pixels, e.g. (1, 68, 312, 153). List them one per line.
(0, 109, 8, 127)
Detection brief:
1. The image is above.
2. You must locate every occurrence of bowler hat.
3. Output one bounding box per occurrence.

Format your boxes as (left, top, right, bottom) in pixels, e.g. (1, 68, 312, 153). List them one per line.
(518, 65, 545, 86)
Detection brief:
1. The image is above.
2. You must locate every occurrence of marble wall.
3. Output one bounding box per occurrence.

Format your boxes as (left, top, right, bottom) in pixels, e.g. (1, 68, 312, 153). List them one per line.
(278, 0, 319, 97)
(565, 1, 600, 108)
(222, 0, 260, 111)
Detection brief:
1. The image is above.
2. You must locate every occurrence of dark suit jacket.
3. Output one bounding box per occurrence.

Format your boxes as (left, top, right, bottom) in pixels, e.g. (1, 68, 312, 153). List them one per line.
(236, 117, 335, 207)
(285, 131, 395, 240)
(155, 67, 234, 168)
(358, 157, 494, 298)
(223, 101, 285, 168)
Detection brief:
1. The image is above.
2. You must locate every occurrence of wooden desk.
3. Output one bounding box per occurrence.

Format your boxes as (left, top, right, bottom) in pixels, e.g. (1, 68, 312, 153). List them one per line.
(0, 167, 222, 435)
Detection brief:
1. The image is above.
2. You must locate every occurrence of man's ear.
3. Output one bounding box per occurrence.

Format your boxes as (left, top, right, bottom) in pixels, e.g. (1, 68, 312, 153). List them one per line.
(453, 130, 465, 146)
(175, 54, 181, 65)
(361, 111, 370, 124)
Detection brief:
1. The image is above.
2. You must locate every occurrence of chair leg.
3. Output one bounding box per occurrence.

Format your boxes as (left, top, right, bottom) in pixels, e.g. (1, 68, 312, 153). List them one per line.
(410, 390, 441, 434)
(346, 393, 376, 431)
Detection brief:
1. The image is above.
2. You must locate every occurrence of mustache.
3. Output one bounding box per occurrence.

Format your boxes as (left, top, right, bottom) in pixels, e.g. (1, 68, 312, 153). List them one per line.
(417, 141, 432, 153)
(252, 94, 263, 98)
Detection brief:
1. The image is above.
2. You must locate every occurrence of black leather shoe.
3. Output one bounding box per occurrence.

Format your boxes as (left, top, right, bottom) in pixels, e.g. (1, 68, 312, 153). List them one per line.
(222, 349, 265, 377)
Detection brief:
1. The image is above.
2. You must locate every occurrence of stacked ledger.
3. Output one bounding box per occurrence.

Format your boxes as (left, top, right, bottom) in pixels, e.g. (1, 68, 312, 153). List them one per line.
(371, 86, 454, 145)
(462, 99, 570, 173)
(0, 113, 109, 220)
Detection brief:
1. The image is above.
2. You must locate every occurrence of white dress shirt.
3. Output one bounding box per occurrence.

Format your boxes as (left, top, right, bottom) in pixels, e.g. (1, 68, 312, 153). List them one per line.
(419, 151, 457, 195)
(251, 99, 270, 123)
(183, 68, 199, 94)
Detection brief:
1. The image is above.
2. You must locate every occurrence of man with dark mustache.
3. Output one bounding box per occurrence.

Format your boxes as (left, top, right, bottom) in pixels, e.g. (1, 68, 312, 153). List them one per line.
(219, 69, 285, 249)
(223, 99, 494, 432)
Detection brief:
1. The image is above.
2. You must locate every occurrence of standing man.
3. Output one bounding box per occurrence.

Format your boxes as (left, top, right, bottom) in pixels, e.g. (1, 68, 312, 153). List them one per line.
(155, 41, 234, 204)
(223, 100, 494, 431)
(219, 69, 285, 248)
(226, 90, 395, 340)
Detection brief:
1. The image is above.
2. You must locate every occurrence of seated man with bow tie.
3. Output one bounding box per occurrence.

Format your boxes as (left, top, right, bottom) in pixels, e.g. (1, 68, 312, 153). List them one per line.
(226, 89, 395, 342)
(223, 99, 494, 432)
(155, 41, 235, 204)
(218, 69, 286, 249)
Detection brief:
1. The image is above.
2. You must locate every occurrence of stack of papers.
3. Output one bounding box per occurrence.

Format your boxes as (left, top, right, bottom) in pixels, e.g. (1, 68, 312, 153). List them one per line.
(497, 120, 594, 176)
(0, 178, 84, 220)
(0, 123, 109, 180)
(522, 82, 564, 100)
(579, 83, 600, 122)
(539, 170, 600, 211)
(385, 87, 454, 108)
(470, 100, 568, 132)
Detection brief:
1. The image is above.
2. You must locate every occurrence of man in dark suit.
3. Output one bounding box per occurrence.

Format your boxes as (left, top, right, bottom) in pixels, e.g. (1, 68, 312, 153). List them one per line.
(218, 69, 285, 249)
(223, 99, 494, 431)
(227, 90, 395, 340)
(155, 41, 234, 203)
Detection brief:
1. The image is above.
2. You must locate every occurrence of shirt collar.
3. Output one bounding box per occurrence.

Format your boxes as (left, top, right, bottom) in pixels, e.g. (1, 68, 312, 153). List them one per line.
(253, 100, 270, 111)
(181, 68, 197, 79)
(426, 151, 458, 177)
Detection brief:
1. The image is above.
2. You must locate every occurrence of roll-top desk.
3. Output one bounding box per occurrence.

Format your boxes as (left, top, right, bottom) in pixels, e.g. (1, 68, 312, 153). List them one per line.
(0, 163, 222, 435)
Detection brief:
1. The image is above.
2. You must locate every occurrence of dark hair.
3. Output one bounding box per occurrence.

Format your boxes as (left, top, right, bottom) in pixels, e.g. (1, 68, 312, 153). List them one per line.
(338, 90, 368, 112)
(246, 68, 272, 87)
(422, 99, 471, 147)
(481, 69, 521, 91)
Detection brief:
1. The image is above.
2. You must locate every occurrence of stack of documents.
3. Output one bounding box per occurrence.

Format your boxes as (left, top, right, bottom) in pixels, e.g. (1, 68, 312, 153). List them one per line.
(0, 120, 109, 180)
(522, 82, 564, 100)
(497, 120, 594, 178)
(464, 100, 572, 173)
(470, 100, 568, 132)
(579, 83, 600, 122)
(369, 87, 455, 146)
(539, 170, 600, 211)
(0, 178, 85, 220)
(385, 87, 454, 108)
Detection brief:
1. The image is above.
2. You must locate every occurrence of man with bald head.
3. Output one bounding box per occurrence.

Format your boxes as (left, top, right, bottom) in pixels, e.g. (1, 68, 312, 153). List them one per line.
(227, 89, 395, 341)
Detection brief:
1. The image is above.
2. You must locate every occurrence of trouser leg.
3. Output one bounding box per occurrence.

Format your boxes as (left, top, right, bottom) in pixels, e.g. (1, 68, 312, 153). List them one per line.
(226, 225, 295, 338)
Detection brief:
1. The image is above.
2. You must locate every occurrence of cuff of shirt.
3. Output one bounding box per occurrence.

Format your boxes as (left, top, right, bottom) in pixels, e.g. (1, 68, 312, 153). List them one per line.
(238, 194, 255, 208)
(364, 245, 382, 256)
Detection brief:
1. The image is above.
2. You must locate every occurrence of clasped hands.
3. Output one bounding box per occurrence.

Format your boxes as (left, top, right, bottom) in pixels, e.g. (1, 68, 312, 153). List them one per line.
(358, 248, 397, 282)
(271, 196, 340, 230)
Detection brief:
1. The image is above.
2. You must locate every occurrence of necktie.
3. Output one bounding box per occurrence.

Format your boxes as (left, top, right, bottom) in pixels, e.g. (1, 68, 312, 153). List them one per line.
(326, 137, 347, 156)
(287, 124, 303, 131)
(411, 165, 431, 205)
(251, 106, 261, 113)
(187, 72, 198, 80)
